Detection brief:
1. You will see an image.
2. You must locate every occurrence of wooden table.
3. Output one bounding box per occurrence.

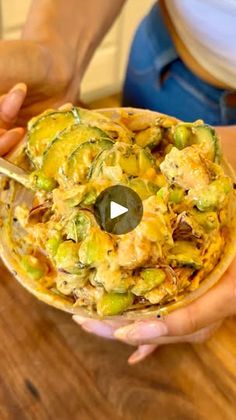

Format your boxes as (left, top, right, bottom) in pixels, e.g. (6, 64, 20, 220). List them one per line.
(0, 259, 236, 420)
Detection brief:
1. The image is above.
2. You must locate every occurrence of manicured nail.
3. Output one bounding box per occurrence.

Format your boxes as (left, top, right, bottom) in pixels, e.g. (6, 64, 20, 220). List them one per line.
(10, 127, 25, 136)
(73, 316, 114, 339)
(59, 103, 73, 111)
(114, 321, 168, 344)
(72, 315, 87, 325)
(10, 83, 27, 94)
(128, 344, 157, 365)
(1, 83, 27, 122)
(82, 321, 114, 339)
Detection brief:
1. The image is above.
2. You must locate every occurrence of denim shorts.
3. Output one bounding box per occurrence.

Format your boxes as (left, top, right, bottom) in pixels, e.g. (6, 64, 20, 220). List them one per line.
(122, 3, 236, 125)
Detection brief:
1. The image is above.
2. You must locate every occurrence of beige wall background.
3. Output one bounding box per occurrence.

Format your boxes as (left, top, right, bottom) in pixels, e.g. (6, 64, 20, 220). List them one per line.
(0, 0, 155, 101)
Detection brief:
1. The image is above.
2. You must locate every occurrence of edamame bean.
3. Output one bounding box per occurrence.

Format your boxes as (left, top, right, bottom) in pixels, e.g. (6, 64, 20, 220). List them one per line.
(97, 292, 134, 316)
(55, 241, 80, 273)
(173, 125, 191, 150)
(21, 255, 45, 280)
(46, 232, 62, 257)
(169, 187, 184, 204)
(31, 170, 57, 192)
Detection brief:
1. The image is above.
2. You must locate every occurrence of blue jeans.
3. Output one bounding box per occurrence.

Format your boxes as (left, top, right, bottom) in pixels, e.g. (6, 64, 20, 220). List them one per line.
(123, 4, 236, 125)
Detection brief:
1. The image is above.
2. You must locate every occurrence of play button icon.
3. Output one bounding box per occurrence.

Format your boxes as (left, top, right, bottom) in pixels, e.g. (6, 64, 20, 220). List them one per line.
(110, 201, 128, 219)
(94, 185, 143, 235)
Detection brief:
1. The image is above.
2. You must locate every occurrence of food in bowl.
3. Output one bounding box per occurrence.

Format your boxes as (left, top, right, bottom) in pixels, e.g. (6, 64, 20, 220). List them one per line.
(0, 107, 235, 317)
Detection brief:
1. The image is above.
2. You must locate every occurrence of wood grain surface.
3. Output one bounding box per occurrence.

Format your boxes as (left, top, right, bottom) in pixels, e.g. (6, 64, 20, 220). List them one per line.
(0, 259, 236, 420)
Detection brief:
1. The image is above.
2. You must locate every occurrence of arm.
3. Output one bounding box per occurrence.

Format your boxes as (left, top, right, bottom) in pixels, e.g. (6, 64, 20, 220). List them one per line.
(22, 0, 127, 84)
(0, 0, 126, 122)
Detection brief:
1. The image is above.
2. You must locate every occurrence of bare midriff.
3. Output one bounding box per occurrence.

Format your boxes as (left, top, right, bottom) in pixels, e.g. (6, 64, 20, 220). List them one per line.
(161, 0, 231, 89)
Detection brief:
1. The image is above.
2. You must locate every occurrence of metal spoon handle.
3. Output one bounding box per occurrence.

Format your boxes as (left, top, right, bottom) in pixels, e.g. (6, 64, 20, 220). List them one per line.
(0, 157, 31, 189)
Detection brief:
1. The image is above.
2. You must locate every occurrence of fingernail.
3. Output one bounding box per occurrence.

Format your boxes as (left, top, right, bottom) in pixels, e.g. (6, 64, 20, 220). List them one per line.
(59, 103, 73, 111)
(128, 349, 144, 365)
(10, 83, 27, 94)
(114, 321, 168, 343)
(73, 316, 114, 339)
(82, 322, 114, 339)
(1, 83, 27, 122)
(10, 127, 25, 136)
(128, 344, 156, 365)
(72, 315, 87, 325)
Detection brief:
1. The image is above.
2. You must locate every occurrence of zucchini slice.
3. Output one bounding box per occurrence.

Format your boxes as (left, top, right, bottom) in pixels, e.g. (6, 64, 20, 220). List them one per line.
(42, 124, 111, 179)
(64, 139, 114, 183)
(27, 108, 80, 166)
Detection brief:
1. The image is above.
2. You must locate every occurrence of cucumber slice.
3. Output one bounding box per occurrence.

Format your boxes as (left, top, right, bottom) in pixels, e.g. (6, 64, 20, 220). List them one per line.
(42, 124, 111, 179)
(128, 178, 158, 200)
(26, 107, 80, 166)
(76, 107, 133, 143)
(64, 139, 114, 183)
(87, 149, 108, 179)
(173, 123, 221, 163)
(168, 241, 202, 269)
(89, 144, 155, 180)
(135, 126, 163, 149)
(193, 125, 221, 163)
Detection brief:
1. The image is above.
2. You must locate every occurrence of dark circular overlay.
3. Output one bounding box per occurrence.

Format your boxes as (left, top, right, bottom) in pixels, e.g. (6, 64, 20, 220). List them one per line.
(94, 185, 143, 235)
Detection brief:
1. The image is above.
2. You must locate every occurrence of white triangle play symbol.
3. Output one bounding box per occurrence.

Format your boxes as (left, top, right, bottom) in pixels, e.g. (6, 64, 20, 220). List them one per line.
(110, 201, 128, 219)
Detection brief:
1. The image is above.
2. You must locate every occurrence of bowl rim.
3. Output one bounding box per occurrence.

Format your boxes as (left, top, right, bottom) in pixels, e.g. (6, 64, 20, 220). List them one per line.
(1, 107, 236, 320)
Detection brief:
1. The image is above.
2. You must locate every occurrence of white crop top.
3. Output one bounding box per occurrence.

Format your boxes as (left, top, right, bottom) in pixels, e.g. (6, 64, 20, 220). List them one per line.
(165, 0, 236, 89)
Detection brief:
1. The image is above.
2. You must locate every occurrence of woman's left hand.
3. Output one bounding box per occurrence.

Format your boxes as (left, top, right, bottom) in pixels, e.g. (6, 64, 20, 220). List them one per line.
(0, 83, 27, 156)
(73, 258, 236, 364)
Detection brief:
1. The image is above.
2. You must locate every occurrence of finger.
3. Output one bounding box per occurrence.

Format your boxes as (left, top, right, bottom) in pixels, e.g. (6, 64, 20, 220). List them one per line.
(0, 83, 27, 126)
(128, 344, 157, 365)
(0, 127, 25, 156)
(58, 103, 73, 111)
(114, 259, 236, 345)
(73, 315, 129, 339)
(128, 322, 221, 364)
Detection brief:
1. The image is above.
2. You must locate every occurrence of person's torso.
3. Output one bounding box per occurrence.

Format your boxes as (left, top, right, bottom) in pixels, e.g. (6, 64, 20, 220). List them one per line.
(163, 0, 236, 89)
